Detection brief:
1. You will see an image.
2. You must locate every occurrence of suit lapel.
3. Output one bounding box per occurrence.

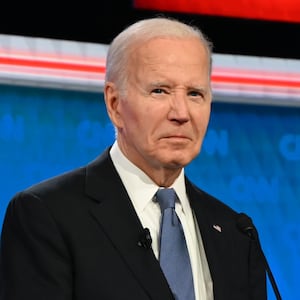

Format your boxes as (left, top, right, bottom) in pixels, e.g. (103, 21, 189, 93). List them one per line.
(186, 179, 230, 298)
(84, 149, 173, 299)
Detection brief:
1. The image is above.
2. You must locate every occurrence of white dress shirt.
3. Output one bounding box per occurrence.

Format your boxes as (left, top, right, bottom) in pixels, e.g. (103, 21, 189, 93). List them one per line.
(110, 142, 213, 300)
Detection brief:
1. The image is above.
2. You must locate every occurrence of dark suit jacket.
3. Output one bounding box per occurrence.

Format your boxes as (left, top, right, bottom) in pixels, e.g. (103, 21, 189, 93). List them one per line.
(0, 148, 266, 300)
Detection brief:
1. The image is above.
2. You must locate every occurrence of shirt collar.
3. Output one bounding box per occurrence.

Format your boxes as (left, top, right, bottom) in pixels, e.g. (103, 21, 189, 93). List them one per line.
(109, 141, 189, 214)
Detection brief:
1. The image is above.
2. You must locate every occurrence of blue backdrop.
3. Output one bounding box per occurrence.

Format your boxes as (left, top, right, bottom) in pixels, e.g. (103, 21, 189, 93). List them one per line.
(0, 84, 299, 299)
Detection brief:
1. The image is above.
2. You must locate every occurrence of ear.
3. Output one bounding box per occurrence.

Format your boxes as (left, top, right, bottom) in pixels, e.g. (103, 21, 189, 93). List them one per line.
(104, 82, 123, 129)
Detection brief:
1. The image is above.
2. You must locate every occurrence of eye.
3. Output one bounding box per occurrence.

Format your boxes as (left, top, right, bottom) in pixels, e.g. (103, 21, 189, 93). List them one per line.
(188, 90, 204, 98)
(151, 88, 167, 94)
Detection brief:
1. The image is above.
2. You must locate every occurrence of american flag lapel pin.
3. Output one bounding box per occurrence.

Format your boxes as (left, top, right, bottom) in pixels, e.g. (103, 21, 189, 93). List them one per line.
(213, 224, 222, 233)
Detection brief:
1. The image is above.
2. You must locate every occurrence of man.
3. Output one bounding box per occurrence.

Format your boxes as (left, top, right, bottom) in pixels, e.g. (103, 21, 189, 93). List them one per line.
(0, 17, 266, 299)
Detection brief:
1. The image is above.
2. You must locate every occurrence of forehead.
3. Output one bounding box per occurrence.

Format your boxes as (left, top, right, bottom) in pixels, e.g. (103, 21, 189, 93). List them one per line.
(129, 37, 210, 82)
(133, 37, 208, 63)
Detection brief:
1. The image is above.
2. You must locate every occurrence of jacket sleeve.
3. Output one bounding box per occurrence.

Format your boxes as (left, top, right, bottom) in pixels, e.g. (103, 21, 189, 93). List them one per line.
(0, 191, 72, 300)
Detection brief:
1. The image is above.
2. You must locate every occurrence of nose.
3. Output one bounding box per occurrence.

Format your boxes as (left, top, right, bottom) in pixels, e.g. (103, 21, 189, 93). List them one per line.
(168, 92, 190, 124)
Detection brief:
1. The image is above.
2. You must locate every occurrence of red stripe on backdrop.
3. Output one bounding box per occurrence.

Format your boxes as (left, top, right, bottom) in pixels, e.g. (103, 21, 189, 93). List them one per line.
(212, 70, 300, 89)
(0, 56, 106, 74)
(134, 0, 300, 23)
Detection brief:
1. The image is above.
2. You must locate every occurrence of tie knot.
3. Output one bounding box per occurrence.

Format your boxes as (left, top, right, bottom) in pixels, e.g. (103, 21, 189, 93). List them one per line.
(156, 188, 176, 212)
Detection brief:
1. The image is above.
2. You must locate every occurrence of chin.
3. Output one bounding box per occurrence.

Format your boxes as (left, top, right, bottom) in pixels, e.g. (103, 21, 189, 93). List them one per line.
(162, 156, 193, 169)
(153, 148, 198, 168)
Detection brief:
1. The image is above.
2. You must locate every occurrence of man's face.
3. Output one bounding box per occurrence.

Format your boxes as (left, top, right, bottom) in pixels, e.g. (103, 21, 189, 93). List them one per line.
(106, 37, 212, 177)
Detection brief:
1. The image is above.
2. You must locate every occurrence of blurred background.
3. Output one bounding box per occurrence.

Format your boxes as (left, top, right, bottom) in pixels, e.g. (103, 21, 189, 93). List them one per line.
(1, 1, 299, 299)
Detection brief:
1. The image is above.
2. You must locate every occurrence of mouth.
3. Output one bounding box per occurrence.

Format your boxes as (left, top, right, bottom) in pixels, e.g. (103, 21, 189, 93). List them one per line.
(164, 133, 191, 138)
(162, 135, 192, 142)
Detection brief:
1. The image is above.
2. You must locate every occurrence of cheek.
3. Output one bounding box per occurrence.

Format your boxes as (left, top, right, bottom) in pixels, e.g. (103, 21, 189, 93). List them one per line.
(120, 103, 149, 139)
(203, 115, 211, 131)
(118, 101, 139, 127)
(194, 111, 211, 133)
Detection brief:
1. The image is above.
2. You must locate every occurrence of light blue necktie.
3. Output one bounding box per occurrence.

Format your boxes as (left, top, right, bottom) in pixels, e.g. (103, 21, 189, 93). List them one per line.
(156, 188, 195, 300)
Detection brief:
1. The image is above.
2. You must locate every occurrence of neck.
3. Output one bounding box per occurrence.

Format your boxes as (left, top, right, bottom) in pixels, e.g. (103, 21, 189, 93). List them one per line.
(147, 167, 182, 187)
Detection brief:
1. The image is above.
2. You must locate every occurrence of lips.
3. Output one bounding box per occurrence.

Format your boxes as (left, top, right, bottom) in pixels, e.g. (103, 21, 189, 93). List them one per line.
(161, 135, 192, 141)
(168, 135, 189, 139)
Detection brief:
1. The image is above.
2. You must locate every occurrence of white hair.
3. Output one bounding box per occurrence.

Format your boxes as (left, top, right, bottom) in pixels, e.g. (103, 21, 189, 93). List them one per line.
(105, 17, 213, 94)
